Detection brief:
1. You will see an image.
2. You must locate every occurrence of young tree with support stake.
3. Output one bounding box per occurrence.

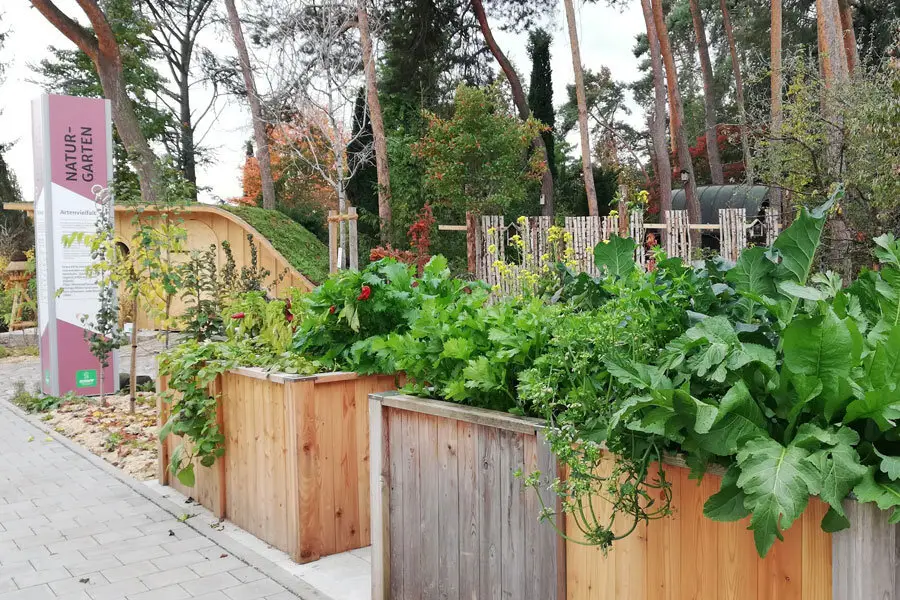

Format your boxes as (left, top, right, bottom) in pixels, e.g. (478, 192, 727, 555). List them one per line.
(65, 177, 188, 414)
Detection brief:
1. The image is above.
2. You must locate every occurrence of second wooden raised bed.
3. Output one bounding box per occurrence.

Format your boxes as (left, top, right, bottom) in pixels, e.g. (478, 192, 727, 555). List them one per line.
(369, 392, 896, 600)
(158, 368, 399, 563)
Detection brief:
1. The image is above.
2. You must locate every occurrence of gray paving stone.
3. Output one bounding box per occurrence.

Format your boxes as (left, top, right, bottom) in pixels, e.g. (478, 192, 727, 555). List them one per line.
(84, 577, 148, 600)
(223, 579, 287, 600)
(99, 559, 158, 583)
(126, 584, 191, 600)
(180, 572, 241, 596)
(11, 567, 70, 589)
(0, 375, 301, 600)
(0, 584, 56, 599)
(138, 566, 197, 590)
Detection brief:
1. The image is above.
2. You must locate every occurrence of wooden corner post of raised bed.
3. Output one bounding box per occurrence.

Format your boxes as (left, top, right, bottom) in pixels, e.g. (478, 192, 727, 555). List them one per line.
(369, 392, 564, 600)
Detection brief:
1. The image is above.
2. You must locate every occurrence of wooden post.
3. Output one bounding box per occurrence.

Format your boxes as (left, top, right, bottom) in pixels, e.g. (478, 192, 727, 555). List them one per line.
(618, 184, 628, 237)
(466, 213, 477, 275)
(328, 210, 338, 274)
(349, 207, 359, 271)
(370, 395, 390, 600)
(212, 375, 227, 520)
(156, 376, 170, 486)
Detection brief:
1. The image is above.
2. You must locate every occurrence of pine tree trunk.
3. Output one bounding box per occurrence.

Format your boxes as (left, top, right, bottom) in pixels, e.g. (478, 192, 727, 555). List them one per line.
(178, 41, 198, 200)
(225, 0, 276, 210)
(770, 0, 784, 214)
(650, 0, 699, 237)
(356, 0, 392, 241)
(639, 0, 673, 219)
(689, 0, 724, 185)
(96, 63, 161, 205)
(837, 0, 859, 75)
(562, 0, 599, 216)
(720, 0, 752, 183)
(471, 0, 554, 216)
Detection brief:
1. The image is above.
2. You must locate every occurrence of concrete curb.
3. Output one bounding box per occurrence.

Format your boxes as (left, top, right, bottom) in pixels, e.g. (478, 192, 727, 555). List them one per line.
(1, 398, 333, 600)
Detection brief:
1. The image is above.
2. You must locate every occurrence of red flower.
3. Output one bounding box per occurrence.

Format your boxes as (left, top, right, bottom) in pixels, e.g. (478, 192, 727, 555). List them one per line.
(231, 313, 245, 320)
(357, 285, 372, 301)
(329, 305, 336, 314)
(286, 314, 294, 322)
(412, 281, 419, 288)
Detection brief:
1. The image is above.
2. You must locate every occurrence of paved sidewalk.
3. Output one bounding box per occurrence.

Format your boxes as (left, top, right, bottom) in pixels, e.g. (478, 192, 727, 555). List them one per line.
(0, 402, 299, 600)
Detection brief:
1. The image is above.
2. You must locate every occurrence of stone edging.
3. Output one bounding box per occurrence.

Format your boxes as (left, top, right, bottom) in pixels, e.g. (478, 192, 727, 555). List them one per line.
(0, 399, 332, 600)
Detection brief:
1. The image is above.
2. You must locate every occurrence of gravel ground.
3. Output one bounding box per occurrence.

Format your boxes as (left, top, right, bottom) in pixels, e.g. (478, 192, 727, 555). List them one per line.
(0, 332, 171, 394)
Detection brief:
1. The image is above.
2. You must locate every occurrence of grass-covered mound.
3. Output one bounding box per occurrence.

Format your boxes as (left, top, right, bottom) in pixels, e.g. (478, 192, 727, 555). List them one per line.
(225, 205, 329, 284)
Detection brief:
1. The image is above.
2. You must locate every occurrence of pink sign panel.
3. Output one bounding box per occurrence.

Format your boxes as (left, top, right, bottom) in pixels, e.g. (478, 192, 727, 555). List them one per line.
(33, 94, 117, 397)
(48, 95, 110, 202)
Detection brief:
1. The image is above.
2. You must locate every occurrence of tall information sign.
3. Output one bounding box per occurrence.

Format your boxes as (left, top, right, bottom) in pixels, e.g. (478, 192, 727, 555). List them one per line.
(32, 94, 118, 396)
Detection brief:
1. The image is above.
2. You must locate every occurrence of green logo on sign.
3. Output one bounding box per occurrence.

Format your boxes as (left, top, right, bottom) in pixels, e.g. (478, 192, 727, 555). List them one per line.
(76, 369, 98, 388)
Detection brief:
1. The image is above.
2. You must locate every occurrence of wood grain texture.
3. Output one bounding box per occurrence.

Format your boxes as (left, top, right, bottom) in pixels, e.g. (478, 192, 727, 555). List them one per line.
(565, 462, 833, 600)
(157, 370, 395, 565)
(833, 500, 897, 600)
(373, 398, 561, 600)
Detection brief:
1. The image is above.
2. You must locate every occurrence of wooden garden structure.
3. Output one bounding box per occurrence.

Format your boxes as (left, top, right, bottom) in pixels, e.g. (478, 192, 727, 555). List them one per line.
(5, 202, 317, 329)
(369, 391, 898, 600)
(467, 207, 781, 294)
(157, 368, 399, 563)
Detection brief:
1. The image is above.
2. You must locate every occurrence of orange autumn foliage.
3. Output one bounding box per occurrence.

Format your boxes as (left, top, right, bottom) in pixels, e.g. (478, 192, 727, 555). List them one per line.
(236, 124, 338, 214)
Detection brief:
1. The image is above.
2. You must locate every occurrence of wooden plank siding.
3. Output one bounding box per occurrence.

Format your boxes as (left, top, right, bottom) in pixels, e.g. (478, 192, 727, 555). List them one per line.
(157, 369, 400, 563)
(369, 393, 564, 600)
(565, 460, 833, 600)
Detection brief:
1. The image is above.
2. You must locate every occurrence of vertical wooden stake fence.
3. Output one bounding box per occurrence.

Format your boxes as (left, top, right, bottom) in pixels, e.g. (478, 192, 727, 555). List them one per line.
(328, 209, 359, 273)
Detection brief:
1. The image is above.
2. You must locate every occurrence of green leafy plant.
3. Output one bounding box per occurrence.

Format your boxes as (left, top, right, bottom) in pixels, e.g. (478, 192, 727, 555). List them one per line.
(582, 189, 900, 557)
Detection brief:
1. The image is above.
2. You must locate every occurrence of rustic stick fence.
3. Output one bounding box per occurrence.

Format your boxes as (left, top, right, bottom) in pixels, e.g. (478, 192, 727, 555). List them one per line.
(464, 208, 780, 286)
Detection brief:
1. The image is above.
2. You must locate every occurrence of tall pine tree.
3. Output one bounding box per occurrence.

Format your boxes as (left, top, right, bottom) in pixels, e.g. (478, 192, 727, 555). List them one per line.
(527, 28, 556, 180)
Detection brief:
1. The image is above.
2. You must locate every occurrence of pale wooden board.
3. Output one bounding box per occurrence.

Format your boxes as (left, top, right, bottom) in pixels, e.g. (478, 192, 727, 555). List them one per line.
(388, 408, 404, 599)
(418, 414, 440, 599)
(437, 415, 461, 600)
(401, 410, 422, 598)
(477, 425, 501, 600)
(458, 420, 480, 600)
(833, 500, 897, 600)
(499, 430, 526, 600)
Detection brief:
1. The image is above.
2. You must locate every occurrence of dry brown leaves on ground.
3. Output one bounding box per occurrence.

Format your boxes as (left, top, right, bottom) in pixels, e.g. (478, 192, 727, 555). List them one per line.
(42, 393, 159, 480)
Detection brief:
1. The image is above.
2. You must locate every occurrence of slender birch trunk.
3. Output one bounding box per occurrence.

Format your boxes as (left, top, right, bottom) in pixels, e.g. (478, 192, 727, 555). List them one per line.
(225, 0, 277, 210)
(562, 0, 599, 215)
(356, 0, 392, 240)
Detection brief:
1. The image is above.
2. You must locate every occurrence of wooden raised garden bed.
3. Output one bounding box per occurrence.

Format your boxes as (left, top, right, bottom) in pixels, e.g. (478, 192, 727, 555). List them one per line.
(370, 392, 894, 600)
(157, 368, 399, 563)
(368, 392, 564, 600)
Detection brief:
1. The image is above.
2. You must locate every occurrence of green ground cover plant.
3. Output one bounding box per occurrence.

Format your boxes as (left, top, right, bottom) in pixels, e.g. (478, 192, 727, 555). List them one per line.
(225, 205, 330, 284)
